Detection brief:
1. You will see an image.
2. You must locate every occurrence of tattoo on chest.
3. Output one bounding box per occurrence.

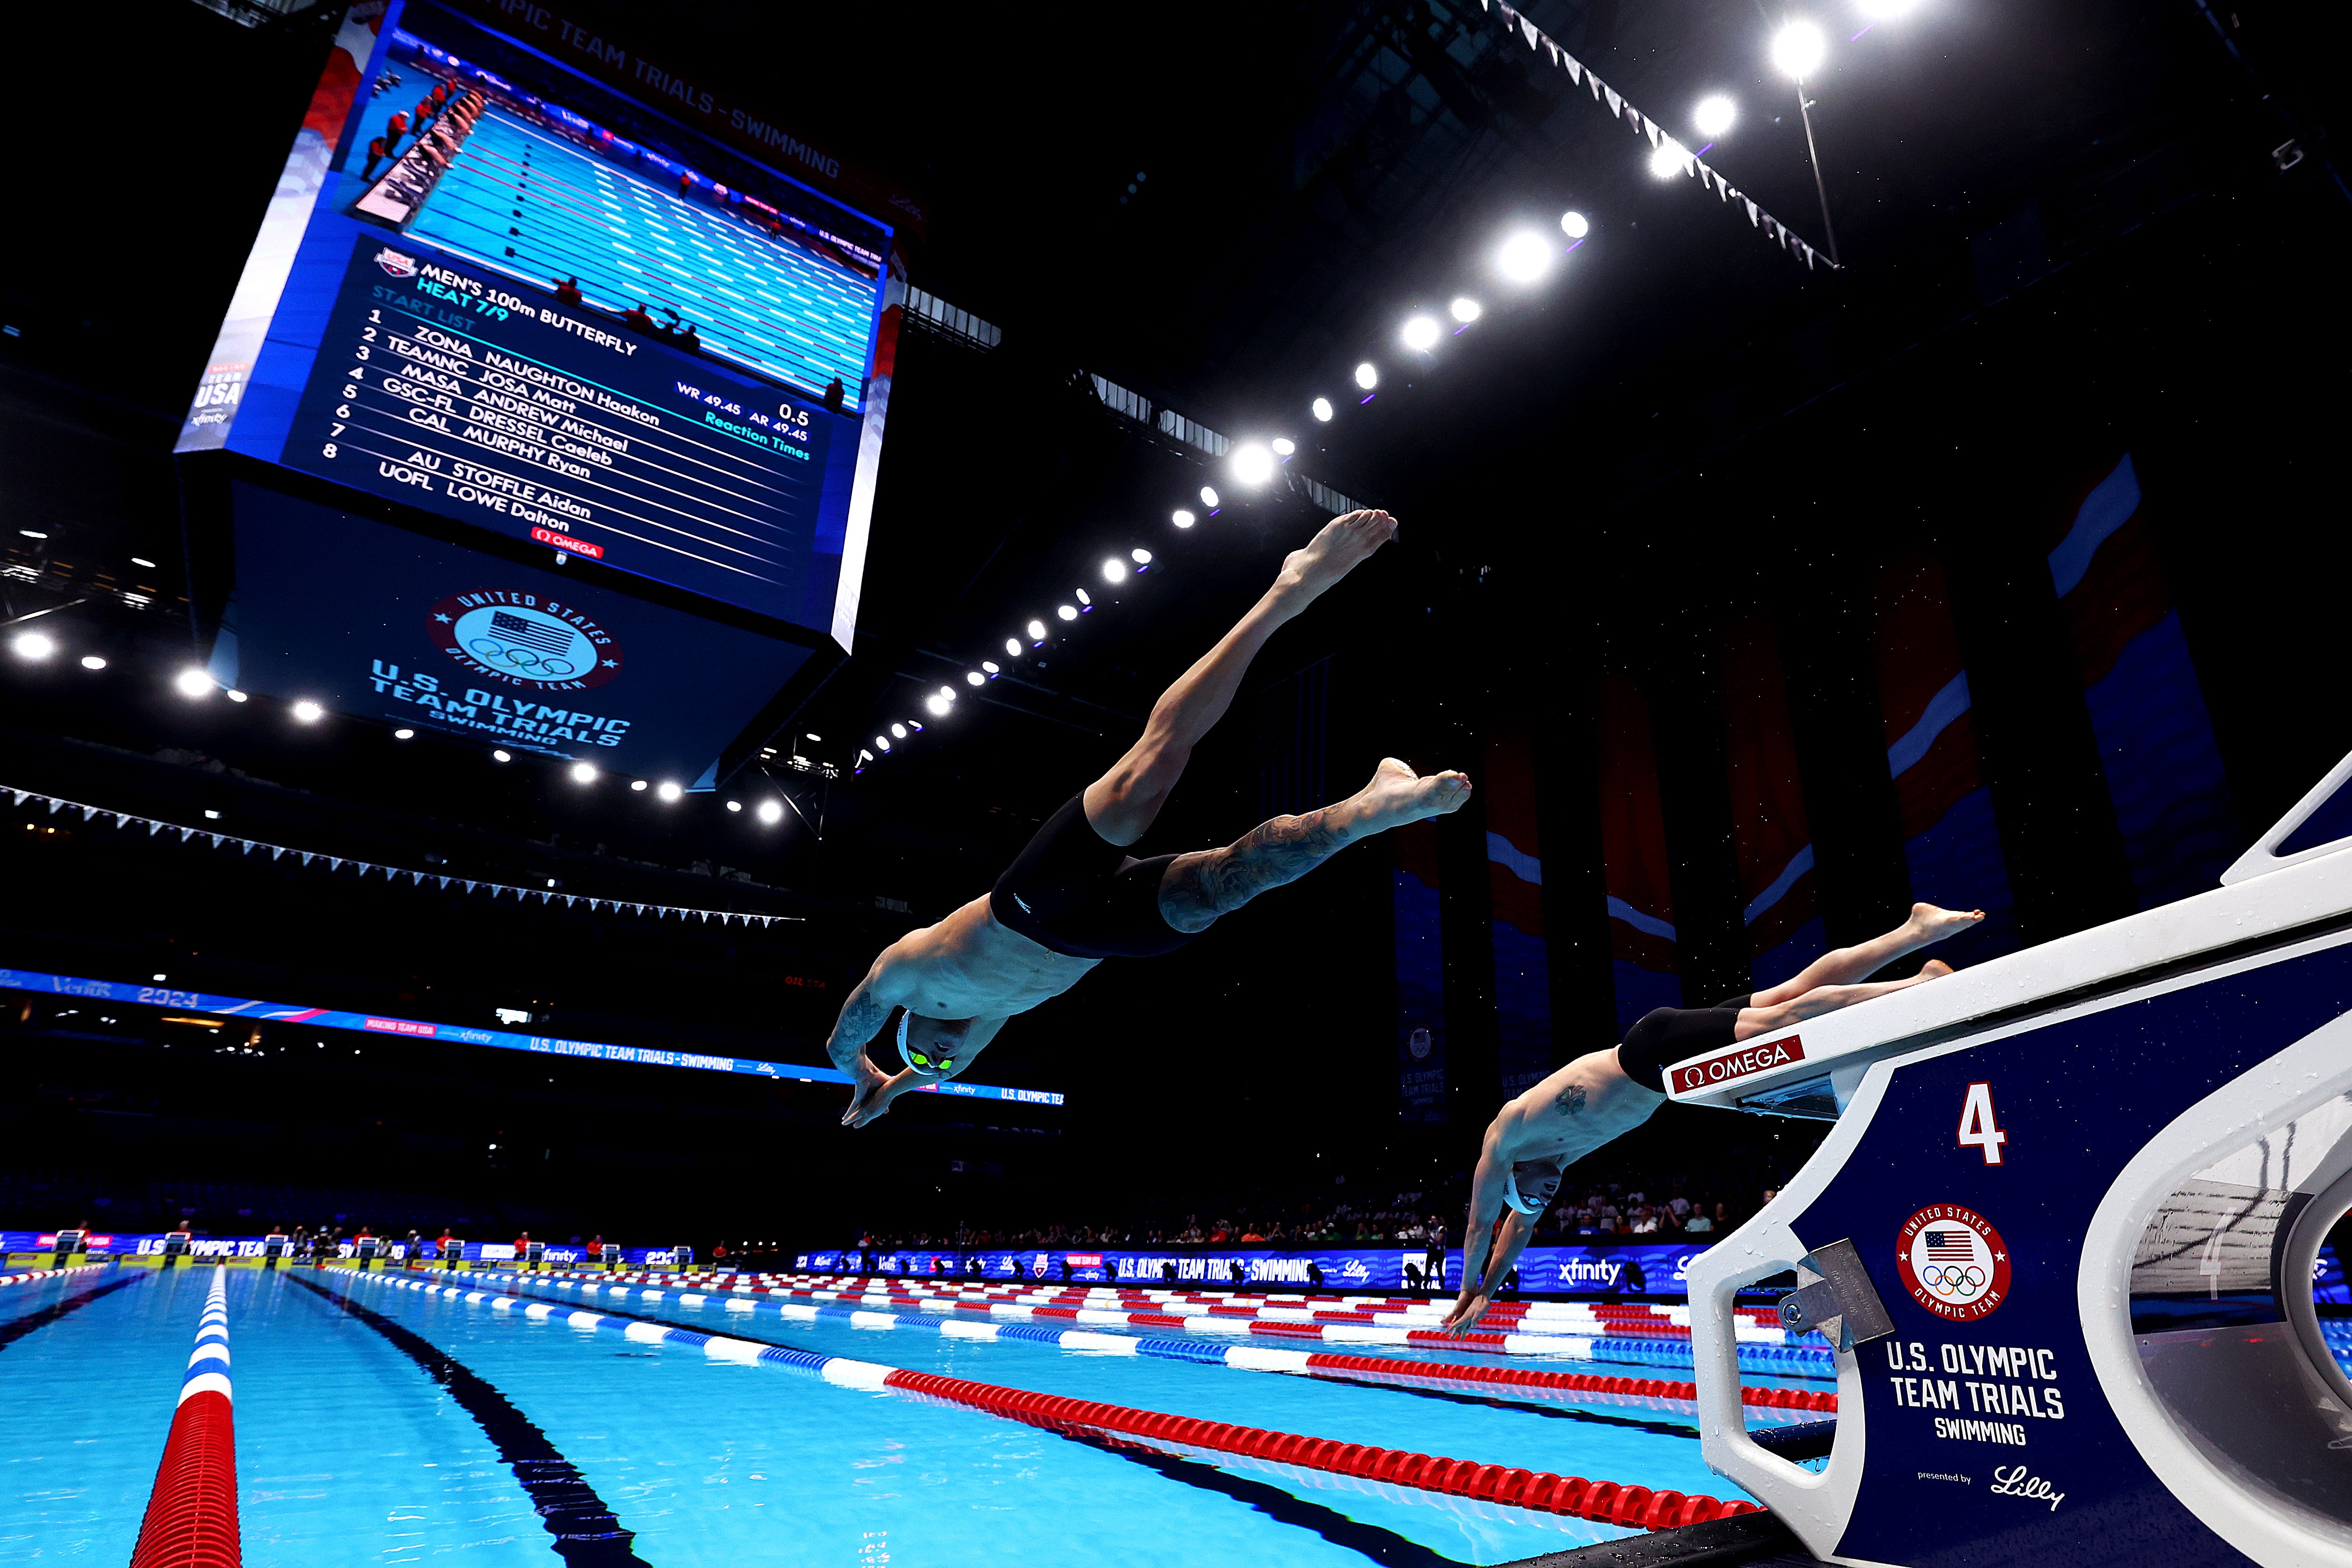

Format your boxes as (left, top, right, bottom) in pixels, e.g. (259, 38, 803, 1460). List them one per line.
(1556, 1083, 1588, 1115)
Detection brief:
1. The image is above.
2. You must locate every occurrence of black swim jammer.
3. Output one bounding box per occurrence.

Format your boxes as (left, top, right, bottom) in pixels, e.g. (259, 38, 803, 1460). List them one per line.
(1616, 994, 1755, 1092)
(989, 796, 1197, 960)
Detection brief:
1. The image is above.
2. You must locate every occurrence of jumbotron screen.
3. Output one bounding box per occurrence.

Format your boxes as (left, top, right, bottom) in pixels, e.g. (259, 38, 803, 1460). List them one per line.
(179, 0, 899, 643)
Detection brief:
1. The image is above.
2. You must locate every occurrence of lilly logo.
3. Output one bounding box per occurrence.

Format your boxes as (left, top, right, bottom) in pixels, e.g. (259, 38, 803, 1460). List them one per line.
(375, 247, 421, 278)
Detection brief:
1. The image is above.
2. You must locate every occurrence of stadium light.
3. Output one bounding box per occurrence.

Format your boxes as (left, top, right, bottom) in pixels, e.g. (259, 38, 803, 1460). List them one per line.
(1271, 437, 1295, 456)
(1056, 605, 1078, 622)
(131, 557, 157, 569)
(1772, 19, 1827, 77)
(225, 689, 248, 703)
(1693, 94, 1737, 138)
(1649, 139, 1693, 178)
(80, 655, 106, 670)
(1027, 619, 1047, 641)
(394, 729, 416, 740)
(1172, 509, 1196, 528)
(1401, 315, 1441, 352)
(875, 735, 891, 752)
(1199, 485, 1220, 508)
(1006, 636, 1024, 655)
(938, 685, 958, 702)
(18, 530, 46, 540)
(726, 799, 742, 812)
(805, 733, 822, 742)
(1450, 297, 1482, 323)
(1103, 558, 1128, 584)
(492, 749, 513, 762)
(656, 780, 683, 801)
(175, 669, 213, 698)
(1131, 549, 1153, 566)
(10, 632, 55, 661)
(571, 762, 597, 783)
(757, 799, 784, 825)
(1497, 230, 1553, 282)
(291, 699, 325, 723)
(966, 670, 985, 686)
(1561, 210, 1590, 239)
(891, 723, 908, 739)
(1353, 362, 1378, 390)
(1231, 443, 1276, 485)
(1311, 397, 1334, 422)
(926, 694, 950, 716)
(631, 779, 648, 790)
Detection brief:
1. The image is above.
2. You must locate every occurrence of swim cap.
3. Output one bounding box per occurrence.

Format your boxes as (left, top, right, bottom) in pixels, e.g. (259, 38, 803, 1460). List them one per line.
(895, 1011, 955, 1078)
(1502, 1168, 1547, 1216)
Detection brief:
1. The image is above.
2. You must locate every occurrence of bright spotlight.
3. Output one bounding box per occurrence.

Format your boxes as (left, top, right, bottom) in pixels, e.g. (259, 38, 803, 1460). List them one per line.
(1027, 619, 1047, 641)
(1056, 605, 1078, 622)
(80, 654, 106, 670)
(1311, 397, 1334, 422)
(966, 670, 985, 686)
(1199, 485, 1220, 508)
(1172, 509, 1196, 528)
(805, 732, 822, 742)
(937, 685, 957, 702)
(1400, 315, 1441, 352)
(1006, 637, 1024, 656)
(926, 694, 951, 716)
(1450, 297, 1482, 323)
(1103, 558, 1128, 584)
(10, 631, 55, 660)
(756, 799, 784, 825)
(1496, 230, 1553, 282)
(1649, 140, 1692, 179)
(1074, 588, 1092, 608)
(492, 748, 513, 763)
(291, 699, 325, 723)
(1231, 444, 1276, 485)
(132, 557, 157, 569)
(875, 735, 891, 752)
(982, 660, 1001, 674)
(1131, 548, 1153, 565)
(725, 799, 742, 813)
(571, 762, 597, 783)
(1353, 362, 1378, 390)
(1693, 94, 1737, 137)
(1271, 437, 1295, 456)
(1560, 210, 1590, 239)
(656, 781, 683, 802)
(630, 778, 648, 790)
(175, 668, 213, 698)
(891, 722, 908, 739)
(1771, 18, 1827, 78)
(225, 689, 248, 703)
(394, 729, 415, 740)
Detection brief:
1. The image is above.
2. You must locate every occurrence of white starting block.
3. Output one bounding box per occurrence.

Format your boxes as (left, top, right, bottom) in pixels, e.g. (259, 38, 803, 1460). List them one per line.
(1680, 752, 2352, 1566)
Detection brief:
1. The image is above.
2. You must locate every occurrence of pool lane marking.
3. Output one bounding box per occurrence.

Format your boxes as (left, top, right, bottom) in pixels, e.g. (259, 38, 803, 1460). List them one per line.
(0, 1262, 112, 1289)
(286, 1274, 651, 1567)
(438, 1269, 1832, 1421)
(347, 1269, 1761, 1533)
(129, 1267, 239, 1568)
(0, 1270, 148, 1353)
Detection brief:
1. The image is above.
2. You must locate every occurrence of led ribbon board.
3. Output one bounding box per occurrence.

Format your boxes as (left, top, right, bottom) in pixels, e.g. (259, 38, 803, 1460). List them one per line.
(0, 967, 1063, 1106)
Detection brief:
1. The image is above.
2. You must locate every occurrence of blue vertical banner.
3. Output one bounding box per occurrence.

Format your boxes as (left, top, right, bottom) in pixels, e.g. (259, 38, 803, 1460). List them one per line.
(1485, 722, 1554, 1096)
(1394, 821, 1447, 1123)
(2048, 456, 2240, 908)
(1869, 551, 2015, 963)
(1719, 617, 1826, 990)
(1598, 675, 1681, 1030)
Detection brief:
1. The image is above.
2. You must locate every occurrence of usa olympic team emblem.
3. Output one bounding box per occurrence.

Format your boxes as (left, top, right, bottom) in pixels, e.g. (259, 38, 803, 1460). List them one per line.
(375, 246, 420, 278)
(428, 593, 623, 690)
(1895, 1204, 2012, 1322)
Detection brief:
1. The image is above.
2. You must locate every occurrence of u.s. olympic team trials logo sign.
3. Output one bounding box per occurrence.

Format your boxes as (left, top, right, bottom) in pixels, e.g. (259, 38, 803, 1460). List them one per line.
(429, 591, 623, 691)
(1895, 1204, 2012, 1322)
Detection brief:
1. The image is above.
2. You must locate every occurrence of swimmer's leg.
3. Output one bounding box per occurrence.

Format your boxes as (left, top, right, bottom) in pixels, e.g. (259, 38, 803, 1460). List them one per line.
(1158, 757, 1471, 932)
(1745, 903, 1984, 1008)
(1082, 510, 1397, 846)
(1735, 960, 1955, 1039)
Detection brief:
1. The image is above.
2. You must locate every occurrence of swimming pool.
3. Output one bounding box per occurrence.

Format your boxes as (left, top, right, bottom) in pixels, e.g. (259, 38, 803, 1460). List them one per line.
(1, 1263, 1814, 1566)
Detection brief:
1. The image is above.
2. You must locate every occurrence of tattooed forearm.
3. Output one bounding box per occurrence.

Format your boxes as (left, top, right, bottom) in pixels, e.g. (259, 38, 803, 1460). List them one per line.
(1158, 809, 1350, 931)
(825, 979, 892, 1074)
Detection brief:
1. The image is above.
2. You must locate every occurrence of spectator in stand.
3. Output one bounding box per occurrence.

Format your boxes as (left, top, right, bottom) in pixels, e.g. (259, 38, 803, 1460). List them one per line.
(823, 377, 846, 413)
(623, 303, 656, 334)
(1684, 1207, 1715, 1235)
(1238, 1224, 1264, 1244)
(679, 323, 702, 354)
(1669, 1194, 1691, 1224)
(553, 276, 583, 307)
(1424, 1217, 1448, 1294)
(1630, 1208, 1660, 1235)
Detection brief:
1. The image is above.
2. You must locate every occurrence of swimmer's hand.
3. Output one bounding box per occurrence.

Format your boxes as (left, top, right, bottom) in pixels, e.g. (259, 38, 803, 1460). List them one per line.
(843, 1056, 910, 1128)
(1440, 1291, 1492, 1336)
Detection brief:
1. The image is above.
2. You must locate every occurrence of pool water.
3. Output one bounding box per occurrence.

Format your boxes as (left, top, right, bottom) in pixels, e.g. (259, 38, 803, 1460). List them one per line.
(0, 1265, 1788, 1567)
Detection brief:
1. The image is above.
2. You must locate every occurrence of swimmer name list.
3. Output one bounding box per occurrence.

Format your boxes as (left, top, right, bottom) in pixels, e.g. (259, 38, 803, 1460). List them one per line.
(283, 238, 833, 621)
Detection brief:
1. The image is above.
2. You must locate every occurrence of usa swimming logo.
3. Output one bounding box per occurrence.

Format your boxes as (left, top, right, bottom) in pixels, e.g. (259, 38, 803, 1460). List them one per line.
(1895, 1204, 2012, 1322)
(428, 591, 623, 691)
(375, 246, 420, 278)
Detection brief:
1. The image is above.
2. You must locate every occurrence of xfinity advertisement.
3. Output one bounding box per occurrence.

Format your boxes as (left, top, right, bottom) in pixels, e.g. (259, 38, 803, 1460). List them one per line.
(792, 1245, 1710, 1296)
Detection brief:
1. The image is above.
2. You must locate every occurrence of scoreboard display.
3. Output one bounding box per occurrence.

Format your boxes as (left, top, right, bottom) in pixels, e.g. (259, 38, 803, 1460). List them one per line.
(180, 0, 898, 643)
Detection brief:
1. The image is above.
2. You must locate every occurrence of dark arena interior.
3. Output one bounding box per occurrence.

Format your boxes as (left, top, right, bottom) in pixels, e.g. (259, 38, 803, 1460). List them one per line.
(3, 0, 2350, 1562)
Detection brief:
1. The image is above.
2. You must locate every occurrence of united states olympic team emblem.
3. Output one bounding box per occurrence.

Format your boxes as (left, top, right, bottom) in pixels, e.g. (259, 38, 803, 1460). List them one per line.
(1895, 1204, 2012, 1322)
(428, 593, 623, 691)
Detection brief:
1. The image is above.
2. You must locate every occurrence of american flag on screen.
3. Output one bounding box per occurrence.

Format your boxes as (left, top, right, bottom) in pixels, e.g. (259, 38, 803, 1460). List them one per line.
(491, 611, 573, 655)
(1924, 1231, 1975, 1261)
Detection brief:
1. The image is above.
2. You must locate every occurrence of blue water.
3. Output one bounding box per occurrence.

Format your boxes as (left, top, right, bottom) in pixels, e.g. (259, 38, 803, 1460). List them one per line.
(0, 1266, 1770, 1566)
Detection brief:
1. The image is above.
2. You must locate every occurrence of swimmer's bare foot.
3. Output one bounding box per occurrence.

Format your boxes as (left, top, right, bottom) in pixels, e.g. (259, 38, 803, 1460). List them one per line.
(1352, 756, 1473, 832)
(1919, 959, 1954, 979)
(1272, 510, 1397, 611)
(1907, 903, 1984, 944)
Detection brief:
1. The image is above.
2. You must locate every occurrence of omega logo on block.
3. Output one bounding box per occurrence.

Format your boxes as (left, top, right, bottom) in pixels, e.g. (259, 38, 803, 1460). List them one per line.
(1668, 1035, 1806, 1094)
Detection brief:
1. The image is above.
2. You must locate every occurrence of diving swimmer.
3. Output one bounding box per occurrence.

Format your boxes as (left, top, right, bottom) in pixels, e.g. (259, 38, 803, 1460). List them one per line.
(824, 509, 1473, 1127)
(1438, 902, 1986, 1332)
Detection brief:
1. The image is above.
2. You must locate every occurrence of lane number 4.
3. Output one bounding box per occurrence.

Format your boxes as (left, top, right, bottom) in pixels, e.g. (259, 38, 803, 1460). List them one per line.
(1959, 1081, 2008, 1166)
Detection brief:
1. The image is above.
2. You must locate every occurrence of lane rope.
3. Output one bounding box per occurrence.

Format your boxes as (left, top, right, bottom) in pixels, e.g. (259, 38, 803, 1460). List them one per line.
(129, 1265, 241, 1568)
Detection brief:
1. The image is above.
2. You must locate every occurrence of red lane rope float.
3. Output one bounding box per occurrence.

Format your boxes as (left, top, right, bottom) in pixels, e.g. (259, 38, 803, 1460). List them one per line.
(878, 1367, 1765, 1531)
(129, 1266, 240, 1568)
(1295, 1354, 1837, 1413)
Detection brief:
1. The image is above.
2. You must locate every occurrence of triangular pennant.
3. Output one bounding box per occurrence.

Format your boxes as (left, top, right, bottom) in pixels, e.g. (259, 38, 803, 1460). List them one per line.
(1603, 85, 1623, 117)
(178, 827, 195, 841)
(1563, 53, 1582, 85)
(1745, 198, 1761, 226)
(80, 805, 98, 821)
(1520, 15, 1539, 47)
(48, 798, 64, 814)
(208, 834, 222, 848)
(1544, 38, 1558, 66)
(1803, 245, 1818, 270)
(150, 821, 166, 836)
(8, 791, 25, 806)
(1588, 71, 1603, 101)
(439, 876, 451, 889)
(1644, 117, 1662, 148)
(113, 813, 128, 826)
(272, 846, 285, 860)
(465, 881, 477, 893)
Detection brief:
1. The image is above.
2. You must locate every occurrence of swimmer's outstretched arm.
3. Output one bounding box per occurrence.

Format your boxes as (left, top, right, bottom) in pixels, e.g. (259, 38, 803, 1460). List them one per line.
(841, 1017, 1009, 1130)
(828, 968, 907, 1125)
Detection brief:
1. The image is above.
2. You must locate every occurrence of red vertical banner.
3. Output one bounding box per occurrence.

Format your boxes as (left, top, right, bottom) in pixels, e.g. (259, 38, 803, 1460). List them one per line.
(1870, 550, 2014, 961)
(1718, 616, 1824, 988)
(1597, 674, 1679, 1031)
(1393, 821, 1447, 1123)
(2046, 454, 2238, 907)
(1484, 723, 1552, 1096)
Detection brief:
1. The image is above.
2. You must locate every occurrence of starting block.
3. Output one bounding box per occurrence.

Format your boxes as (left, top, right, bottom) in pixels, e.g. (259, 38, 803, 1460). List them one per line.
(1680, 752, 2352, 1566)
